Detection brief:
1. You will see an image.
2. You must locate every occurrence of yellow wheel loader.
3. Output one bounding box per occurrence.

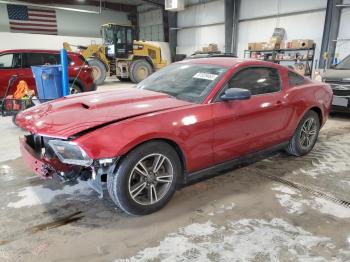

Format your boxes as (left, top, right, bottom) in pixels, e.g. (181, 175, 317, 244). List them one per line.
(63, 23, 169, 85)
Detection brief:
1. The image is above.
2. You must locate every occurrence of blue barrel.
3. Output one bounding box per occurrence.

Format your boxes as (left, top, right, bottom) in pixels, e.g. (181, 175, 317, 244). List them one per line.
(31, 65, 63, 102)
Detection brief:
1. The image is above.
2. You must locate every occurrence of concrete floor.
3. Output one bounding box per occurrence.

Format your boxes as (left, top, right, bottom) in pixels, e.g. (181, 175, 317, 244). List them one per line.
(1, 79, 350, 261)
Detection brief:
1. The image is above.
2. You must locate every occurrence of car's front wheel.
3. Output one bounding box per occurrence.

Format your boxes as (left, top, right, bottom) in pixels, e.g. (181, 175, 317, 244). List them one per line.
(286, 110, 320, 156)
(107, 141, 181, 215)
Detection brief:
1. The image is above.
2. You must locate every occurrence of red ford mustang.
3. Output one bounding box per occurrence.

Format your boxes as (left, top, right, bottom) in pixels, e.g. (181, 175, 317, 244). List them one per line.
(17, 58, 332, 215)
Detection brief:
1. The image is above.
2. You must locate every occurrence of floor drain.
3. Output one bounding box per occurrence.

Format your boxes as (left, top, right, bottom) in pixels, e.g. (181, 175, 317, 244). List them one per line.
(262, 174, 350, 209)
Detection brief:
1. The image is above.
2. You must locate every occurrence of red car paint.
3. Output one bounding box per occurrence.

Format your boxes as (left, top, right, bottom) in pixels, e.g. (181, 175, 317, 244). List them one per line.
(17, 58, 332, 176)
(0, 49, 96, 98)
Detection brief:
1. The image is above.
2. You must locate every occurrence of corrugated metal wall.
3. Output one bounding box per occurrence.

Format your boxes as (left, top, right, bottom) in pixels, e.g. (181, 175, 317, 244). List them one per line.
(336, 0, 350, 60)
(176, 0, 331, 59)
(237, 0, 327, 60)
(138, 5, 164, 41)
(176, 0, 225, 56)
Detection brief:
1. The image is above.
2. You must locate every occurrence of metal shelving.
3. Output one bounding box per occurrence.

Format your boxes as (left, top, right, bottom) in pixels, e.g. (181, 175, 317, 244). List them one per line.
(244, 45, 316, 76)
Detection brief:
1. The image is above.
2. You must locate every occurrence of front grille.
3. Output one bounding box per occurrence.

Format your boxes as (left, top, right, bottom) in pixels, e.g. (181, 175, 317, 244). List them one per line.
(25, 134, 42, 155)
(325, 81, 350, 96)
(25, 134, 55, 159)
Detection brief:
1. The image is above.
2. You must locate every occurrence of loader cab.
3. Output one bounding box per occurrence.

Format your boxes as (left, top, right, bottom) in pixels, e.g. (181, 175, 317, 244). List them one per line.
(101, 24, 134, 59)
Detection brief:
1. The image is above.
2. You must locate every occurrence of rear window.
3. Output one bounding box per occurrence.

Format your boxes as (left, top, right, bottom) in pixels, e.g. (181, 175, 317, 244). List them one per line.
(23, 52, 73, 67)
(288, 71, 305, 87)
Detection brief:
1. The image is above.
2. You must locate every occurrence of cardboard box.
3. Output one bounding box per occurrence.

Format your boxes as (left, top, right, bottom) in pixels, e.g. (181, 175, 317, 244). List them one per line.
(208, 43, 218, 52)
(248, 43, 257, 50)
(248, 42, 266, 51)
(256, 42, 266, 50)
(279, 41, 286, 49)
(269, 36, 282, 44)
(291, 39, 314, 49)
(262, 42, 280, 50)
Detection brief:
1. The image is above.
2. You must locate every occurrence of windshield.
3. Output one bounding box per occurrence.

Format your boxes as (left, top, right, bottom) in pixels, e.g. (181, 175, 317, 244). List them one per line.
(136, 63, 228, 103)
(335, 55, 350, 70)
(102, 27, 115, 44)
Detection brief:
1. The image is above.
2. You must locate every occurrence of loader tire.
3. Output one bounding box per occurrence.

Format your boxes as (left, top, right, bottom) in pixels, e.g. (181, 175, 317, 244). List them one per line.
(129, 60, 152, 83)
(88, 58, 107, 86)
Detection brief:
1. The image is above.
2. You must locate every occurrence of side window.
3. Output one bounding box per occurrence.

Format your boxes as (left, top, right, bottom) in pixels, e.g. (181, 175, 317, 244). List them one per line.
(0, 54, 14, 69)
(228, 67, 281, 95)
(42, 53, 60, 65)
(0, 53, 21, 69)
(288, 71, 305, 87)
(23, 53, 45, 67)
(127, 28, 133, 44)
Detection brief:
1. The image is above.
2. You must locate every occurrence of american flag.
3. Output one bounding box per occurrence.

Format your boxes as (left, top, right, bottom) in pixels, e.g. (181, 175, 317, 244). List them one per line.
(7, 4, 58, 35)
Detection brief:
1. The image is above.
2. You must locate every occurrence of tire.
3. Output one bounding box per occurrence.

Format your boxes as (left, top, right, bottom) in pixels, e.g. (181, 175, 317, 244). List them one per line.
(117, 76, 130, 82)
(129, 59, 153, 83)
(107, 141, 181, 216)
(69, 83, 82, 94)
(87, 58, 107, 86)
(286, 110, 320, 156)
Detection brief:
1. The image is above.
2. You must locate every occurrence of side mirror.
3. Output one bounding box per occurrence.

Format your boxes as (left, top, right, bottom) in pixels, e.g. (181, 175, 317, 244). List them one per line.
(221, 88, 251, 101)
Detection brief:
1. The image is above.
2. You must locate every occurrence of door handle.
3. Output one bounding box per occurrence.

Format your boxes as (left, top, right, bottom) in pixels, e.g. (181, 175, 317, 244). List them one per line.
(276, 100, 283, 105)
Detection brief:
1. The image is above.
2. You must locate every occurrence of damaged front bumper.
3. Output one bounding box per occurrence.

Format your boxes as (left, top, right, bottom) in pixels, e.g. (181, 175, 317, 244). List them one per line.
(19, 136, 71, 178)
(20, 134, 119, 198)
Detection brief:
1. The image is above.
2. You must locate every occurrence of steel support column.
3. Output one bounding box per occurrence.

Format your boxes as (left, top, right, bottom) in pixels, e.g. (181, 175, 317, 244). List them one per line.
(319, 0, 342, 68)
(225, 0, 240, 55)
(168, 12, 178, 62)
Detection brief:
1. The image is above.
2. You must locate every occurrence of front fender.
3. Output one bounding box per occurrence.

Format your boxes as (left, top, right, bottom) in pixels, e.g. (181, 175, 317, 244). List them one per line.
(73, 104, 214, 173)
(75, 120, 188, 160)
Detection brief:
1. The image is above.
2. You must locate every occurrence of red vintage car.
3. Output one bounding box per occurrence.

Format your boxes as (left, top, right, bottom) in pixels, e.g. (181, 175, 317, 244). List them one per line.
(0, 49, 96, 98)
(16, 58, 332, 215)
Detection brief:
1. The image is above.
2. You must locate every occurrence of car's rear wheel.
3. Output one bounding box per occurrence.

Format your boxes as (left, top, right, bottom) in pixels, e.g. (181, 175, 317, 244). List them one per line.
(107, 141, 181, 216)
(286, 110, 320, 156)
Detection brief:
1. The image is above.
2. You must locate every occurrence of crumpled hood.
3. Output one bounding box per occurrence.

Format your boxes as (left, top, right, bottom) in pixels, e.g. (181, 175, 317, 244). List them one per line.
(16, 87, 191, 139)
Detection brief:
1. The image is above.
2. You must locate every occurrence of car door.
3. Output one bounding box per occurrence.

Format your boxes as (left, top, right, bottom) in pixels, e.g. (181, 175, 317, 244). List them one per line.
(0, 52, 23, 98)
(21, 52, 47, 91)
(212, 66, 293, 164)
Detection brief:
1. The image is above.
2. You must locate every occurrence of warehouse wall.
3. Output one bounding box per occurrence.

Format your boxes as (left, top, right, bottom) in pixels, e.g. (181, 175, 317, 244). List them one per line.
(176, 0, 225, 56)
(138, 5, 164, 41)
(0, 3, 130, 50)
(237, 0, 327, 64)
(0, 32, 101, 50)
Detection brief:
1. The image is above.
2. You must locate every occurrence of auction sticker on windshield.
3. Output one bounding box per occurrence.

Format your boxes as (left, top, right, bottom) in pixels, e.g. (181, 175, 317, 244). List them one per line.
(193, 72, 218, 81)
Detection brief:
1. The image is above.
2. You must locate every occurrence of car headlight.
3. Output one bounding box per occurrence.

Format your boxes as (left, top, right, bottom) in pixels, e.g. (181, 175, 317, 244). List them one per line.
(48, 140, 93, 167)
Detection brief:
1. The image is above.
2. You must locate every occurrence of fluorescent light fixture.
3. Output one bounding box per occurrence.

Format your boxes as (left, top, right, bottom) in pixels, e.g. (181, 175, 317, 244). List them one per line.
(0, 0, 101, 14)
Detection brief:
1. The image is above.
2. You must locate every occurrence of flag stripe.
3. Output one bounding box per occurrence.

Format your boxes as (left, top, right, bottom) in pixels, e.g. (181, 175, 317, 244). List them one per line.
(28, 8, 55, 13)
(28, 12, 56, 18)
(10, 29, 57, 35)
(10, 22, 57, 27)
(10, 26, 57, 32)
(12, 19, 57, 25)
(27, 18, 57, 23)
